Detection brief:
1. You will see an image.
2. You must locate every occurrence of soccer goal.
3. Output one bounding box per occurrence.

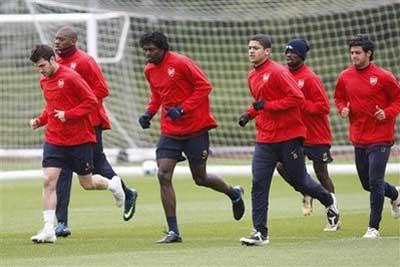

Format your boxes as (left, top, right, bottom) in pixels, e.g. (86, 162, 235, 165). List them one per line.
(0, 0, 399, 179)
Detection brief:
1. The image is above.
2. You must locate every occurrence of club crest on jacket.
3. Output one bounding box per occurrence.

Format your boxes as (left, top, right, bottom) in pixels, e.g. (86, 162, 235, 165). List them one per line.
(167, 67, 175, 77)
(370, 76, 378, 86)
(262, 73, 270, 82)
(57, 79, 64, 88)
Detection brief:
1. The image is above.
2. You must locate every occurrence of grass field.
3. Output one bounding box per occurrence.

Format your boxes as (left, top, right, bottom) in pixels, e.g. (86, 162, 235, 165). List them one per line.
(1, 174, 399, 267)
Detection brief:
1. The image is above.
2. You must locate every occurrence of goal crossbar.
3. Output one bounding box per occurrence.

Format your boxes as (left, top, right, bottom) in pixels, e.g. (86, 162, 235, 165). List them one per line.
(0, 12, 130, 63)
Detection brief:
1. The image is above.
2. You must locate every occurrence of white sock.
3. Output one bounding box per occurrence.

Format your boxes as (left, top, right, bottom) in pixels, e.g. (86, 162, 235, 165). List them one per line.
(107, 176, 118, 192)
(43, 210, 55, 229)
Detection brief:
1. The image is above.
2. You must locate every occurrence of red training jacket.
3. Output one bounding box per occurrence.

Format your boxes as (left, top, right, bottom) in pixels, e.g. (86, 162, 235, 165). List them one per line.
(334, 63, 400, 145)
(246, 59, 306, 143)
(56, 48, 111, 129)
(144, 51, 217, 137)
(286, 64, 332, 146)
(37, 65, 98, 146)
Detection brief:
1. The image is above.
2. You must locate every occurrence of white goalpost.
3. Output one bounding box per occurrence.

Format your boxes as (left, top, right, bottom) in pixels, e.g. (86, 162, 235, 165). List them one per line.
(0, 0, 399, 179)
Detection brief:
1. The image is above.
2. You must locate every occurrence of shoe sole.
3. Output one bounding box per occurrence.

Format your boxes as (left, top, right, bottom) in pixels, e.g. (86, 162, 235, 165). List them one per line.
(155, 239, 182, 244)
(32, 238, 56, 244)
(55, 231, 71, 237)
(324, 221, 341, 232)
(240, 239, 268, 246)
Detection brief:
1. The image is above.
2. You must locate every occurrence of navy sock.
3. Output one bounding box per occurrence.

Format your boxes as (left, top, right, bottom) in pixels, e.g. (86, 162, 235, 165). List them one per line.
(229, 187, 240, 201)
(167, 216, 179, 235)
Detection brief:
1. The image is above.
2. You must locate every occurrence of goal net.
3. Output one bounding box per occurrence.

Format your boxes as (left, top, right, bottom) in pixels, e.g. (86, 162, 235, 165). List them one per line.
(1, 0, 399, 176)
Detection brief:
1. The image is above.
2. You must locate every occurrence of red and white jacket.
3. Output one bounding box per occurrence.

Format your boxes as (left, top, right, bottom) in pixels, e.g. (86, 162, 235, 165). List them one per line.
(334, 63, 400, 145)
(246, 59, 306, 143)
(57, 48, 111, 129)
(286, 64, 332, 146)
(37, 65, 97, 146)
(144, 51, 217, 137)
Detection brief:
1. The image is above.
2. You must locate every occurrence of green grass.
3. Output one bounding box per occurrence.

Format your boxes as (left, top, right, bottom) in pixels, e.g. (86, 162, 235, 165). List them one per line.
(1, 174, 399, 267)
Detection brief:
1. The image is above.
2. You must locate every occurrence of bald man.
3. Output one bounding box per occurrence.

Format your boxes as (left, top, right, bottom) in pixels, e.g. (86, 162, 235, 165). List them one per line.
(53, 26, 138, 237)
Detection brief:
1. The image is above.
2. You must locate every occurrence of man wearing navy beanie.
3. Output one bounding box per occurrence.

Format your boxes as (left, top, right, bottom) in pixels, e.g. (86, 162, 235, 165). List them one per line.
(276, 38, 338, 224)
(286, 39, 309, 60)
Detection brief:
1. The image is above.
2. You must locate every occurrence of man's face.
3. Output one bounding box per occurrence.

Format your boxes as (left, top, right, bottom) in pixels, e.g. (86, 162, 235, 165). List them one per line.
(350, 46, 370, 69)
(35, 57, 56, 77)
(285, 49, 303, 69)
(142, 43, 164, 64)
(248, 40, 270, 66)
(54, 30, 75, 50)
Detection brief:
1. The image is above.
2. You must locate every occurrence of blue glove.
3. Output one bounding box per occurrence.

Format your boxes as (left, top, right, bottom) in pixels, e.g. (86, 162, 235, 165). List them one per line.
(166, 106, 184, 121)
(138, 111, 154, 129)
(252, 100, 265, 111)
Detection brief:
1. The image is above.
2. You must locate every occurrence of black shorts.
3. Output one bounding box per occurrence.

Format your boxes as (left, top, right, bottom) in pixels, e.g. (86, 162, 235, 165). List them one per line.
(304, 145, 333, 163)
(156, 132, 210, 163)
(42, 142, 95, 175)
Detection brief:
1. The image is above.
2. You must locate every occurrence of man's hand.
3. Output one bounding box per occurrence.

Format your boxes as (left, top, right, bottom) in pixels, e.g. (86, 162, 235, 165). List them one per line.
(54, 109, 66, 122)
(29, 118, 40, 130)
(252, 100, 265, 111)
(166, 106, 184, 121)
(138, 111, 154, 129)
(238, 113, 250, 127)
(374, 105, 386, 121)
(340, 102, 350, 118)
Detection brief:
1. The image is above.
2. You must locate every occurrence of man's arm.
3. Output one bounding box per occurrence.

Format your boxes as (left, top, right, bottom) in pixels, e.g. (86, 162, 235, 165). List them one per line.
(63, 77, 98, 120)
(334, 75, 350, 118)
(30, 109, 48, 129)
(264, 71, 305, 111)
(179, 59, 212, 113)
(302, 77, 330, 115)
(145, 72, 161, 115)
(380, 72, 400, 120)
(80, 57, 109, 99)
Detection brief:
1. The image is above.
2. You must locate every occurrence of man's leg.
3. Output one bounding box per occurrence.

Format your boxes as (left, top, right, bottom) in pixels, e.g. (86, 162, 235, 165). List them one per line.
(31, 167, 61, 243)
(276, 162, 312, 215)
(355, 146, 399, 200)
(280, 139, 339, 231)
(185, 132, 245, 220)
(313, 161, 335, 193)
(155, 157, 183, 243)
(276, 162, 296, 188)
(93, 127, 137, 220)
(55, 168, 73, 237)
(281, 140, 332, 207)
(240, 143, 275, 246)
(365, 145, 393, 230)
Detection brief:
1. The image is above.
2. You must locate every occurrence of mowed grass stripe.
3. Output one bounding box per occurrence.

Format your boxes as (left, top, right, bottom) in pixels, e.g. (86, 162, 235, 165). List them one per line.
(1, 174, 399, 266)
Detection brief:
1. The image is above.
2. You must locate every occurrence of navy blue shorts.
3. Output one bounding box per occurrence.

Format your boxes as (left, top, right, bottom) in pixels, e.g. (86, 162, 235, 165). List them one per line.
(156, 132, 210, 163)
(42, 142, 95, 175)
(304, 145, 333, 163)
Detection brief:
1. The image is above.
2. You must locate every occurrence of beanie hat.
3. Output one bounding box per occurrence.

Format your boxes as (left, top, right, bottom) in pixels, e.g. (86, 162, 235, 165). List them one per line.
(285, 39, 309, 60)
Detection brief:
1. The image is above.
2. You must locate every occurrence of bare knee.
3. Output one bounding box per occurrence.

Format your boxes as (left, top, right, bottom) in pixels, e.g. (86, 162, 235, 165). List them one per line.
(157, 168, 173, 187)
(43, 174, 57, 190)
(193, 174, 207, 187)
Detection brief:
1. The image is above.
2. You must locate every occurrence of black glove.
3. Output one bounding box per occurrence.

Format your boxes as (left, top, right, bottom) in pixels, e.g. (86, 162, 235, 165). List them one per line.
(252, 100, 265, 111)
(238, 113, 250, 127)
(138, 111, 154, 129)
(166, 106, 184, 121)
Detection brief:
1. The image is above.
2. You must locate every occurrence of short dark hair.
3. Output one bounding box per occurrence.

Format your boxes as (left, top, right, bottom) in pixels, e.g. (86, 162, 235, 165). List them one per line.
(348, 34, 375, 61)
(30, 44, 55, 63)
(249, 34, 272, 49)
(139, 32, 169, 51)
